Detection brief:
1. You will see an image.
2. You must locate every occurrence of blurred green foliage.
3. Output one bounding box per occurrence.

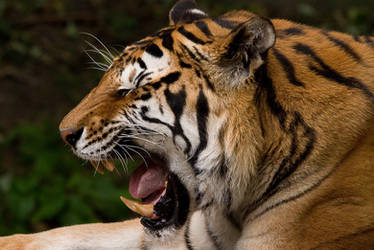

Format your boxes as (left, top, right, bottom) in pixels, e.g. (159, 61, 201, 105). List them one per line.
(0, 0, 373, 236)
(0, 120, 135, 235)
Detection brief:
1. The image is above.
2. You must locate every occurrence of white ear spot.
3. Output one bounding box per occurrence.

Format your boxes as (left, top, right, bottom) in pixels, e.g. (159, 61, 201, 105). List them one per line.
(188, 9, 207, 16)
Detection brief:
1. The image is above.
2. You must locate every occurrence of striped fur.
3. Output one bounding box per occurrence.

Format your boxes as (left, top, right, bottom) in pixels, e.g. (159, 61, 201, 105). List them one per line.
(1, 0, 374, 249)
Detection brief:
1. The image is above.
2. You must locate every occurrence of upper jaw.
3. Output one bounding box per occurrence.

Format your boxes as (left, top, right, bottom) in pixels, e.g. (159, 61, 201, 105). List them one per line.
(74, 133, 194, 232)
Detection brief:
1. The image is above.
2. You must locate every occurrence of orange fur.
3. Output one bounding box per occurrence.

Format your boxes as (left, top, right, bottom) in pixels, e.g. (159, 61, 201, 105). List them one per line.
(1, 3, 374, 249)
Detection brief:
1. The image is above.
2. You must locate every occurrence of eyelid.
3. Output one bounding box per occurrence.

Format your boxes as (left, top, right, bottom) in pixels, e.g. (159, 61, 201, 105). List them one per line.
(117, 88, 131, 97)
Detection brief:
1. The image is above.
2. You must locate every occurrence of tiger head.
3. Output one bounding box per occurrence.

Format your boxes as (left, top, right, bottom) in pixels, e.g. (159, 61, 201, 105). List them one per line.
(59, 0, 276, 234)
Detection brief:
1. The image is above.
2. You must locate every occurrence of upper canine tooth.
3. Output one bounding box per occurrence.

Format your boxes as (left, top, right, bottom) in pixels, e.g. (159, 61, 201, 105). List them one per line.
(103, 159, 115, 172)
(120, 196, 154, 218)
(90, 160, 105, 174)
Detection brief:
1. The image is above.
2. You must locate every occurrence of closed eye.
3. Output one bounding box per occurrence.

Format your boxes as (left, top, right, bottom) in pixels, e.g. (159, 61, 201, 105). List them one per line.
(117, 88, 131, 97)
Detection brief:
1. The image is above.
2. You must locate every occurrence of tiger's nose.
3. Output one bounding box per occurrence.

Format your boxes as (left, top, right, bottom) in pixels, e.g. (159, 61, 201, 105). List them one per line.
(60, 127, 84, 147)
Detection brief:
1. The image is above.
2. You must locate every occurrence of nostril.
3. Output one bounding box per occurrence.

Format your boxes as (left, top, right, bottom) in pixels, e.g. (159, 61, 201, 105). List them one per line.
(60, 127, 84, 147)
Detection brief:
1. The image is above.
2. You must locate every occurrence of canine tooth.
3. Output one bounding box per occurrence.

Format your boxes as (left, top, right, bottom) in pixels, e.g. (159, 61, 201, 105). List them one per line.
(103, 159, 115, 172)
(90, 160, 105, 174)
(120, 196, 154, 218)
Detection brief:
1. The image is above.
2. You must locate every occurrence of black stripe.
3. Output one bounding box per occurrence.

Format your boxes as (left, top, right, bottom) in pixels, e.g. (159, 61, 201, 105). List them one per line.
(188, 86, 209, 175)
(178, 26, 207, 45)
(253, 160, 339, 220)
(161, 31, 174, 51)
(245, 63, 316, 218)
(195, 186, 203, 204)
(145, 43, 163, 58)
(153, 27, 175, 37)
(184, 220, 194, 250)
(256, 64, 287, 129)
(353, 35, 361, 42)
(279, 27, 305, 36)
(272, 48, 305, 87)
(137, 57, 147, 69)
(193, 46, 208, 61)
(226, 212, 242, 231)
(201, 200, 213, 210)
(218, 160, 228, 177)
(180, 60, 192, 68)
(152, 81, 162, 90)
(161, 71, 181, 84)
(140, 106, 175, 133)
(180, 43, 199, 62)
(365, 36, 374, 51)
(164, 87, 192, 154)
(264, 112, 315, 198)
(195, 21, 212, 37)
(135, 72, 152, 87)
(202, 74, 215, 91)
(293, 43, 374, 102)
(136, 93, 152, 101)
(223, 186, 232, 211)
(322, 31, 361, 62)
(194, 69, 201, 78)
(213, 17, 238, 29)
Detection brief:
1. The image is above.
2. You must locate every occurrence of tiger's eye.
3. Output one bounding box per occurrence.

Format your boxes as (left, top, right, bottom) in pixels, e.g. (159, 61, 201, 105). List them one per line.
(117, 88, 131, 97)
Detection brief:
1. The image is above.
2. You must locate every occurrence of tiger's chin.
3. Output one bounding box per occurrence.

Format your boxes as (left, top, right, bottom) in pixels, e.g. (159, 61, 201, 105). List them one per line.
(86, 144, 190, 234)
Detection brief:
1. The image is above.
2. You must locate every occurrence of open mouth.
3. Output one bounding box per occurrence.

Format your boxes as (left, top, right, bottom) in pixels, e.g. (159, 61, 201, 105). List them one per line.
(89, 151, 189, 231)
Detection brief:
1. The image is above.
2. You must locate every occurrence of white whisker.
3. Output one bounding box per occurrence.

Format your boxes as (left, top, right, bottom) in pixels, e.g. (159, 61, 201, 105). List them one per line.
(85, 41, 113, 66)
(81, 32, 115, 60)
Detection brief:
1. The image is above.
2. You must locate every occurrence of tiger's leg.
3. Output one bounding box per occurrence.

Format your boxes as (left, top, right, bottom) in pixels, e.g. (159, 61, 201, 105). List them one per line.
(0, 212, 203, 250)
(0, 219, 144, 250)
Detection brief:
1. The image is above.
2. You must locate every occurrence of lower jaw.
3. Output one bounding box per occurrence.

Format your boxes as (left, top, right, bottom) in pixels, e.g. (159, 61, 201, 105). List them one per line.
(89, 155, 191, 232)
(140, 173, 190, 231)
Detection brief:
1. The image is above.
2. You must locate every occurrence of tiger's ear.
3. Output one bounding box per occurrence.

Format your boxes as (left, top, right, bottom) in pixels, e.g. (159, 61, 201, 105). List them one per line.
(169, 0, 208, 25)
(214, 17, 275, 88)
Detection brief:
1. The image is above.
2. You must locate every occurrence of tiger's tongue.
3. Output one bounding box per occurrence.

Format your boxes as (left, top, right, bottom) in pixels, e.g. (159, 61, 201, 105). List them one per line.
(129, 162, 168, 199)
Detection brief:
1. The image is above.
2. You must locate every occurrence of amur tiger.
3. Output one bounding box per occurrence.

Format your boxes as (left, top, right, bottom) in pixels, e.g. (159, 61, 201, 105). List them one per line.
(1, 0, 373, 249)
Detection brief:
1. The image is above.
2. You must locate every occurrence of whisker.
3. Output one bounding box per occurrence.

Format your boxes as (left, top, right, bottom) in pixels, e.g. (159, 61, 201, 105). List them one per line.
(84, 50, 108, 71)
(85, 40, 113, 66)
(118, 135, 161, 146)
(81, 32, 115, 60)
(87, 61, 110, 69)
(121, 144, 149, 168)
(114, 141, 135, 162)
(112, 148, 128, 174)
(126, 144, 152, 158)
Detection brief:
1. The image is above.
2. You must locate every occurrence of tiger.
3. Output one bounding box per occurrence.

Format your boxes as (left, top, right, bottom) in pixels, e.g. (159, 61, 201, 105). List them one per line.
(1, 0, 374, 249)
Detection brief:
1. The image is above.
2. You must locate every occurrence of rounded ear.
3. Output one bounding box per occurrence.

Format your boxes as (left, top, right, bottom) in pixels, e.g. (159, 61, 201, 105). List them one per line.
(169, 0, 208, 25)
(223, 17, 276, 60)
(207, 17, 276, 88)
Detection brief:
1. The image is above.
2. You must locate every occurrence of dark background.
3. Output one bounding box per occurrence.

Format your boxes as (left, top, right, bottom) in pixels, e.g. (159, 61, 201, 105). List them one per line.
(1, 0, 373, 235)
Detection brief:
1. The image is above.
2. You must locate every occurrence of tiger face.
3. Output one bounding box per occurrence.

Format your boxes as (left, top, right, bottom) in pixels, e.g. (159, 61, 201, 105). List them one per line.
(59, 0, 276, 234)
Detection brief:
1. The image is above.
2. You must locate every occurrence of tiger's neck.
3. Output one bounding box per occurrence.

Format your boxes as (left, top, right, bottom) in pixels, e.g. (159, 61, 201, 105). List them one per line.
(201, 43, 374, 247)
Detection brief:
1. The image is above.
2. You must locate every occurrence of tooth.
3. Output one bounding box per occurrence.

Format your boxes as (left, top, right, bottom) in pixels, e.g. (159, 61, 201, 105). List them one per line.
(90, 160, 105, 174)
(103, 159, 115, 172)
(120, 196, 154, 218)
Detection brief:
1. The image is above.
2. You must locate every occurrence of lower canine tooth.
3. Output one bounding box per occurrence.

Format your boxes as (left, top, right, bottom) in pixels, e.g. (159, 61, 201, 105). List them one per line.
(103, 159, 115, 172)
(90, 160, 105, 174)
(120, 196, 154, 218)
